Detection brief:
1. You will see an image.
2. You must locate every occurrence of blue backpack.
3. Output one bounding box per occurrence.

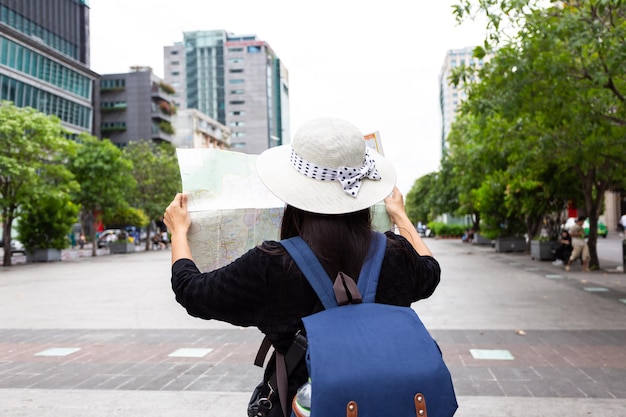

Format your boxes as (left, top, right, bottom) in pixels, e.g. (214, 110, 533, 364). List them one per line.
(280, 231, 457, 417)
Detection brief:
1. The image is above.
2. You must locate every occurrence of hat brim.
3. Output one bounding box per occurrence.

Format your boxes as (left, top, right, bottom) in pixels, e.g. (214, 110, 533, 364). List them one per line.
(256, 145, 397, 214)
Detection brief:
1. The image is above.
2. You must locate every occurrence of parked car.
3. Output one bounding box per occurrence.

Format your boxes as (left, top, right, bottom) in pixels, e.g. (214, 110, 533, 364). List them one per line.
(96, 229, 123, 248)
(563, 217, 608, 238)
(0, 238, 26, 255)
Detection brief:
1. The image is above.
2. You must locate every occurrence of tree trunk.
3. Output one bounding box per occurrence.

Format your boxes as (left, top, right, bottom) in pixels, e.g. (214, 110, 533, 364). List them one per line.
(2, 213, 13, 267)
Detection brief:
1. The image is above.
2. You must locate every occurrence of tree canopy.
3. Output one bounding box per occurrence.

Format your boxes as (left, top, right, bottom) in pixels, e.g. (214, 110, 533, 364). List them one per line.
(68, 134, 136, 256)
(0, 102, 76, 266)
(412, 0, 626, 268)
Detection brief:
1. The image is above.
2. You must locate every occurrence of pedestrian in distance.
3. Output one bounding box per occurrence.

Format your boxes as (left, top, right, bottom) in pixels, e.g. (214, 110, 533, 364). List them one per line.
(164, 117, 442, 417)
(552, 229, 572, 266)
(565, 215, 590, 272)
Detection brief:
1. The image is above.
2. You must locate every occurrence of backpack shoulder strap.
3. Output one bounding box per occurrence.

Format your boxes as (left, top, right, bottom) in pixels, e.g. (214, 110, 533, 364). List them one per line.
(281, 237, 338, 309)
(356, 231, 387, 303)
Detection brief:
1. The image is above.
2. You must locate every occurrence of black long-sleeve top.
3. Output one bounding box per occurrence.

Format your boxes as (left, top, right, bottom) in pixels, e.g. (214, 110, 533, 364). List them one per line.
(171, 231, 441, 352)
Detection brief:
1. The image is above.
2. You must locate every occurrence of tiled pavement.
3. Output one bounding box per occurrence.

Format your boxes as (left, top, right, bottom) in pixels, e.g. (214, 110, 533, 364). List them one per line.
(1, 328, 625, 399)
(1, 237, 625, 416)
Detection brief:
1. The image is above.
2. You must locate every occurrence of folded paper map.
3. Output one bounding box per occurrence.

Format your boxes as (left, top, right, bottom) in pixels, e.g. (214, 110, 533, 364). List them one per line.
(177, 147, 392, 272)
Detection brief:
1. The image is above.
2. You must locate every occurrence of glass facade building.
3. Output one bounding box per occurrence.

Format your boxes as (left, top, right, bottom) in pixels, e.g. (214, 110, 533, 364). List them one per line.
(0, 0, 98, 135)
(164, 30, 290, 154)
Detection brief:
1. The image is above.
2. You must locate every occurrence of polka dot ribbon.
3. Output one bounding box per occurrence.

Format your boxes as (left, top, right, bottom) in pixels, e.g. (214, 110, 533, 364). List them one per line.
(290, 148, 382, 197)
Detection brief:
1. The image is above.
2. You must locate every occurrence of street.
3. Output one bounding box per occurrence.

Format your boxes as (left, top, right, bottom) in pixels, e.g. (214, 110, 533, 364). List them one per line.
(0, 236, 625, 416)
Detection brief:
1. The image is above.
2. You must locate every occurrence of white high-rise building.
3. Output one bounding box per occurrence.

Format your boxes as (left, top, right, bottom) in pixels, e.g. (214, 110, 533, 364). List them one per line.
(439, 46, 489, 153)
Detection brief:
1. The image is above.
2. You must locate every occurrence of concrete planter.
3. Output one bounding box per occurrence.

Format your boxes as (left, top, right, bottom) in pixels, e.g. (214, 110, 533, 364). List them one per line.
(495, 237, 526, 253)
(531, 240, 557, 261)
(472, 233, 493, 246)
(109, 242, 136, 254)
(27, 248, 62, 263)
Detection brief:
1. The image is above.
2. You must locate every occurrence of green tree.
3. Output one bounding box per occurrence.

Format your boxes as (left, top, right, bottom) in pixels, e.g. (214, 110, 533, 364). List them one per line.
(0, 102, 75, 266)
(68, 134, 136, 256)
(452, 0, 626, 267)
(123, 141, 180, 251)
(18, 192, 80, 251)
(405, 172, 439, 225)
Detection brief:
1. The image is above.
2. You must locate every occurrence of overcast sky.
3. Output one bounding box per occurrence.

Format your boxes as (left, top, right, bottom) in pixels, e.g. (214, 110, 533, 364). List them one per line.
(89, 0, 486, 195)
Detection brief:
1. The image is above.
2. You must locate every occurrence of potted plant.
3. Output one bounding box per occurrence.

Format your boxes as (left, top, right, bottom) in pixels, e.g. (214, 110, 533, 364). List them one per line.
(18, 194, 79, 262)
(102, 206, 149, 254)
(108, 232, 136, 254)
(530, 236, 558, 261)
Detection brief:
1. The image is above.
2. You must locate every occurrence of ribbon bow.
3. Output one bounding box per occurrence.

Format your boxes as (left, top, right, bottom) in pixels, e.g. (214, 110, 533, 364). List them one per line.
(336, 150, 382, 197)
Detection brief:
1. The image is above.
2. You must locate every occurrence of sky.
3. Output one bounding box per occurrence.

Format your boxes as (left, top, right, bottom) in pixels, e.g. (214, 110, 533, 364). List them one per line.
(89, 0, 487, 195)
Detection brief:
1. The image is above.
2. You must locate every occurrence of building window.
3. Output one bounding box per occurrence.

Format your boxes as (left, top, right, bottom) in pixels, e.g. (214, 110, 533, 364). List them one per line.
(229, 79, 244, 84)
(228, 47, 244, 52)
(101, 121, 127, 132)
(230, 90, 244, 95)
(232, 132, 246, 137)
(229, 58, 243, 64)
(170, 50, 179, 55)
(230, 121, 245, 127)
(171, 71, 180, 76)
(230, 68, 243, 73)
(101, 78, 126, 90)
(247, 46, 262, 53)
(230, 100, 245, 105)
(101, 101, 127, 111)
(0, 74, 92, 129)
(229, 111, 245, 116)
(0, 35, 92, 99)
(171, 61, 180, 65)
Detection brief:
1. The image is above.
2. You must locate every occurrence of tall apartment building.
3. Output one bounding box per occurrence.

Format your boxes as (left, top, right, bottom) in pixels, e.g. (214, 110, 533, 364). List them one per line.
(99, 67, 176, 147)
(0, 0, 98, 136)
(439, 46, 488, 153)
(164, 30, 290, 154)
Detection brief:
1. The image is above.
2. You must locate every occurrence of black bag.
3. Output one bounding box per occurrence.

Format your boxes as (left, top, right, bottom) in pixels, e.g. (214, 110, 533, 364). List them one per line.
(248, 333, 309, 417)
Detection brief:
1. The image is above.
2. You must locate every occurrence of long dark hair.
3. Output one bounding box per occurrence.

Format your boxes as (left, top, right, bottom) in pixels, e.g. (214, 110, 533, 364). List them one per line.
(279, 205, 373, 279)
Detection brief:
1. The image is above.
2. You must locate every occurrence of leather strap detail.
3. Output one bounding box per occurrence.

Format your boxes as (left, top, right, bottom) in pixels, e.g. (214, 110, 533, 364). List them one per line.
(346, 400, 358, 417)
(274, 352, 288, 417)
(333, 272, 363, 306)
(254, 336, 273, 367)
(414, 393, 427, 417)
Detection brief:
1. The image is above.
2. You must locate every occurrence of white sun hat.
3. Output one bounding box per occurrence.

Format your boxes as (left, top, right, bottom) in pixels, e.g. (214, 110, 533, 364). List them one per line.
(256, 117, 396, 214)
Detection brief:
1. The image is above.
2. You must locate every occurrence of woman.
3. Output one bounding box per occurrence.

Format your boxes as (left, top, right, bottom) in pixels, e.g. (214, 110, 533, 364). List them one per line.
(552, 229, 572, 266)
(164, 117, 441, 416)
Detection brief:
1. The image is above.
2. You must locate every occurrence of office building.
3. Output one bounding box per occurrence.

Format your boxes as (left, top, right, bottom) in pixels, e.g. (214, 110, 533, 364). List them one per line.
(0, 0, 98, 136)
(99, 67, 176, 146)
(164, 30, 290, 154)
(439, 46, 488, 153)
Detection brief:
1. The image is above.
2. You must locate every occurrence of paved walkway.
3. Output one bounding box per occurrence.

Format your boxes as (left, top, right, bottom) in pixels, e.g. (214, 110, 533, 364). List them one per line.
(1, 236, 625, 416)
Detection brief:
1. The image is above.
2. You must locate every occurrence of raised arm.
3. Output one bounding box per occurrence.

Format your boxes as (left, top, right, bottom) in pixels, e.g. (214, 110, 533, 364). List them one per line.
(384, 186, 433, 257)
(164, 193, 193, 264)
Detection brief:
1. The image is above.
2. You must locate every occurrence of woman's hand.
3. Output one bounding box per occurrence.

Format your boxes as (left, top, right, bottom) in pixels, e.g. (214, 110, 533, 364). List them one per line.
(164, 193, 191, 235)
(384, 186, 433, 257)
(164, 193, 193, 263)
(384, 186, 407, 224)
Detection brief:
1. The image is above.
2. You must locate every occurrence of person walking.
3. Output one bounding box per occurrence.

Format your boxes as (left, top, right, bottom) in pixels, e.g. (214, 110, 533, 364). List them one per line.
(565, 216, 590, 272)
(164, 117, 441, 417)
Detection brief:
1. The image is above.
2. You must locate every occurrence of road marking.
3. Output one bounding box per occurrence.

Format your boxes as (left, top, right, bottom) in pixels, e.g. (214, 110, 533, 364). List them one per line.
(470, 349, 514, 360)
(35, 347, 81, 357)
(168, 348, 213, 358)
